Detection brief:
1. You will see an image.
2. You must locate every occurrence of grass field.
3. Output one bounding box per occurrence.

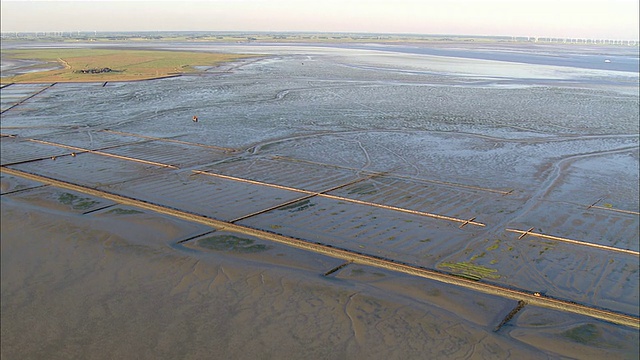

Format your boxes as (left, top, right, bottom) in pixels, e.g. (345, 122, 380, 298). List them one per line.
(1, 48, 255, 83)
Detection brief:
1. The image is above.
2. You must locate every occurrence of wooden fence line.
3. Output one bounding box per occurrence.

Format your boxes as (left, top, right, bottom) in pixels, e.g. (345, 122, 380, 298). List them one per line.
(506, 228, 639, 256)
(193, 169, 485, 227)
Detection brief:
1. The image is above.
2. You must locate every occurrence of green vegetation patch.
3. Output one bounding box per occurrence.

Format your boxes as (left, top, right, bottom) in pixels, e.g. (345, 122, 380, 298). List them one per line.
(470, 251, 486, 261)
(106, 208, 144, 215)
(198, 235, 271, 253)
(2, 48, 255, 83)
(438, 261, 500, 280)
(57, 192, 99, 210)
(486, 239, 501, 251)
(562, 324, 602, 345)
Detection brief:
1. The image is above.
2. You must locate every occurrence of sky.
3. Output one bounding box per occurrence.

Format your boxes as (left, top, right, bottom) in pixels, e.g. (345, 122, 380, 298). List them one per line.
(1, 0, 639, 40)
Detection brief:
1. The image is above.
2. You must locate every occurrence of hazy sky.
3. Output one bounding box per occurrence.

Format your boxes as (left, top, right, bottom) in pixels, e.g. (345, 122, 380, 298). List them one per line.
(1, 0, 639, 40)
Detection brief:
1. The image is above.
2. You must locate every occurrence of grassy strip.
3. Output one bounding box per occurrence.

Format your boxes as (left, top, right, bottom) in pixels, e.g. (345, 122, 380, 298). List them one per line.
(1, 48, 255, 83)
(438, 261, 501, 280)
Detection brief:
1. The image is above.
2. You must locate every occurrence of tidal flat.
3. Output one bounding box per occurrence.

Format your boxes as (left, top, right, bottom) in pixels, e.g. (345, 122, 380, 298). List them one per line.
(1, 39, 639, 359)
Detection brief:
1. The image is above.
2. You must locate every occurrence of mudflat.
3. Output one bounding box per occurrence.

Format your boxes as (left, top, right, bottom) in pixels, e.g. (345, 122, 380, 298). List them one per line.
(1, 39, 638, 359)
(3, 191, 638, 359)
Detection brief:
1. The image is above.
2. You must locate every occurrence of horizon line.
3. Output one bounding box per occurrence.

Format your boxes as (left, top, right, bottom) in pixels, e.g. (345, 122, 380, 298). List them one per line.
(1, 30, 639, 42)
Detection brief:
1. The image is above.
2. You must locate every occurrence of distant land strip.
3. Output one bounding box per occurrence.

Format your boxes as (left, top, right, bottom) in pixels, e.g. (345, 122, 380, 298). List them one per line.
(1, 48, 256, 84)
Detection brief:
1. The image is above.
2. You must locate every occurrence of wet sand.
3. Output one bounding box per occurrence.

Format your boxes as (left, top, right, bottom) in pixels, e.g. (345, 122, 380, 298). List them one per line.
(2, 193, 639, 359)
